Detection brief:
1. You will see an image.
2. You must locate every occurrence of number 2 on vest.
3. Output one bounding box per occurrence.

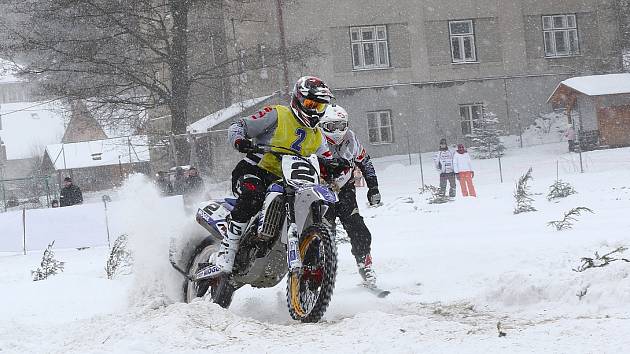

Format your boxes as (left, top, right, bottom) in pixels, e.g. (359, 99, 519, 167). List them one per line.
(291, 128, 306, 152)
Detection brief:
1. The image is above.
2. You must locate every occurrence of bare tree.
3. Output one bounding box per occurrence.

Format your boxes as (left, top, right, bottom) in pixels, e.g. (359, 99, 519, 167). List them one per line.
(0, 0, 319, 164)
(615, 0, 630, 71)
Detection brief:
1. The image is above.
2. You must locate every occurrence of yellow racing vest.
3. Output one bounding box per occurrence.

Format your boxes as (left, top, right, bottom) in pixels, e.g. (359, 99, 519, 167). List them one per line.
(258, 105, 324, 177)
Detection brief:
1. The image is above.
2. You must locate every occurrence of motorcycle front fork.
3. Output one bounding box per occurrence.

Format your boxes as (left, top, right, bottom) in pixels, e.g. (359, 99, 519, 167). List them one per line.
(284, 187, 302, 272)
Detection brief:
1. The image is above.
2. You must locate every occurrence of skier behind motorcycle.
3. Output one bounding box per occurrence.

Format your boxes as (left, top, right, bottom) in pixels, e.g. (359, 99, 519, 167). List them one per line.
(319, 105, 381, 288)
(204, 76, 337, 277)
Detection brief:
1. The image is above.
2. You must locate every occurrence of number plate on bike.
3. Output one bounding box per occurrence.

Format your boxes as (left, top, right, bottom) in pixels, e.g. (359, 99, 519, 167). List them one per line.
(282, 155, 320, 186)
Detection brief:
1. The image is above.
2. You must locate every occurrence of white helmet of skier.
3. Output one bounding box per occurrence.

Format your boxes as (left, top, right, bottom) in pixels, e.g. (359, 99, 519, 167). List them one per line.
(290, 76, 334, 128)
(320, 104, 349, 145)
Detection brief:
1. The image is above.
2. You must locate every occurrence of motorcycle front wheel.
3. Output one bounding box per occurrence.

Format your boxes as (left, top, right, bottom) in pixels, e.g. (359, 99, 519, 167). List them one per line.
(287, 224, 338, 323)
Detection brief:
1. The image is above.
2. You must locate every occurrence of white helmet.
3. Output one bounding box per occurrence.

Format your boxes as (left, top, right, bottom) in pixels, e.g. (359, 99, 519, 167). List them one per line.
(320, 105, 349, 145)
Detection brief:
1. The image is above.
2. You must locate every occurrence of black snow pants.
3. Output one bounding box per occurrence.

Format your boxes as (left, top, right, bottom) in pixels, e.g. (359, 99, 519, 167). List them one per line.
(230, 160, 278, 223)
(331, 183, 372, 262)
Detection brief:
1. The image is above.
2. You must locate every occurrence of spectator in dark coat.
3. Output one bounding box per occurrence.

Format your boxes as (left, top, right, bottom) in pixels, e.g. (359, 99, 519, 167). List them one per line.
(59, 177, 83, 207)
(172, 167, 186, 195)
(156, 171, 173, 196)
(184, 167, 204, 196)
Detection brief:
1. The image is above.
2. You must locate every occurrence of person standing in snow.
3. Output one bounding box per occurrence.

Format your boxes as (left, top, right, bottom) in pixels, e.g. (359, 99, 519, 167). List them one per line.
(319, 105, 381, 288)
(156, 171, 173, 196)
(453, 143, 476, 197)
(184, 167, 204, 196)
(182, 167, 205, 210)
(59, 177, 83, 207)
(433, 138, 456, 198)
(172, 167, 186, 195)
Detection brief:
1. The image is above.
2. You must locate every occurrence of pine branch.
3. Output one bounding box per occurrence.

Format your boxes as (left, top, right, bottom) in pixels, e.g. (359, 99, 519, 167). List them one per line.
(576, 286, 589, 300)
(573, 246, 630, 272)
(424, 184, 450, 204)
(513, 168, 536, 214)
(31, 241, 65, 281)
(547, 207, 594, 231)
(105, 234, 133, 279)
(547, 180, 577, 201)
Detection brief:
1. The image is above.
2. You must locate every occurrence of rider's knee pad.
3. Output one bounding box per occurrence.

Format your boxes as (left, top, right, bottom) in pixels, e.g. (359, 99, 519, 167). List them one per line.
(235, 174, 265, 198)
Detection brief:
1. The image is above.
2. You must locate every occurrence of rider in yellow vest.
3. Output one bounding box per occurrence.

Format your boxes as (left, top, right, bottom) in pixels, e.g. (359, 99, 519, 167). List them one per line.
(207, 76, 335, 276)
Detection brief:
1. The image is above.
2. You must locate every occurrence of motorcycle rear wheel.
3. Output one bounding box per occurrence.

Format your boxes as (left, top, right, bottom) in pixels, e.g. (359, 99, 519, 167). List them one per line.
(287, 224, 338, 323)
(183, 239, 236, 308)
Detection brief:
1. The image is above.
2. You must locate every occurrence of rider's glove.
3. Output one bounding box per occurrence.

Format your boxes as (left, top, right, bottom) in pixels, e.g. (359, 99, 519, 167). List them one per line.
(234, 139, 254, 153)
(327, 158, 351, 176)
(367, 187, 381, 206)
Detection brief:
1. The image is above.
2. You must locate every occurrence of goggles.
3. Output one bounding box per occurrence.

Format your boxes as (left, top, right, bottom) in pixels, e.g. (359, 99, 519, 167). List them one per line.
(302, 98, 328, 114)
(321, 120, 348, 132)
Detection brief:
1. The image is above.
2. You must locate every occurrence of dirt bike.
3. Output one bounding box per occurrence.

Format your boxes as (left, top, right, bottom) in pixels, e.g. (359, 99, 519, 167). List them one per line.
(173, 145, 342, 323)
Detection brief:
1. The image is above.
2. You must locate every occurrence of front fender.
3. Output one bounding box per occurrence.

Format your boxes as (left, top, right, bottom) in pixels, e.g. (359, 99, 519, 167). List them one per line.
(293, 185, 337, 233)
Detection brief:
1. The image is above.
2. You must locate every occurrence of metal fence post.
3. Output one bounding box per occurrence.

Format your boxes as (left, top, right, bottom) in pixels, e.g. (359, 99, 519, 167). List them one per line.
(45, 177, 51, 207)
(418, 151, 425, 189)
(102, 195, 112, 248)
(22, 208, 27, 255)
(1, 180, 6, 212)
(498, 154, 503, 183)
(556, 160, 559, 182)
(406, 134, 412, 165)
(578, 145, 584, 173)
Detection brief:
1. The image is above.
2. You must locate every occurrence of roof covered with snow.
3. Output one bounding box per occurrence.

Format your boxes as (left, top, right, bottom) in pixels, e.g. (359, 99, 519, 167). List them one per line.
(44, 135, 150, 170)
(556, 73, 630, 96)
(187, 94, 275, 133)
(0, 101, 68, 160)
(0, 58, 23, 84)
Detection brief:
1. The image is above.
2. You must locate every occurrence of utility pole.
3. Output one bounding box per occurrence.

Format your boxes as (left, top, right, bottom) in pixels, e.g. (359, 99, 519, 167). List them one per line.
(274, 0, 290, 93)
(230, 18, 244, 109)
(516, 111, 523, 148)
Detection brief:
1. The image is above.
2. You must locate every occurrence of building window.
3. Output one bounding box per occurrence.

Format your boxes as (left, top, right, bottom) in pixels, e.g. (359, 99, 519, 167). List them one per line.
(367, 110, 393, 144)
(460, 104, 483, 135)
(449, 20, 477, 63)
(350, 25, 390, 70)
(542, 14, 579, 57)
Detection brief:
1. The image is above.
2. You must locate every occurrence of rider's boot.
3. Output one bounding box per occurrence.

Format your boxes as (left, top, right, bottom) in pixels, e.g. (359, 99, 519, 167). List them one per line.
(356, 253, 377, 288)
(202, 220, 246, 277)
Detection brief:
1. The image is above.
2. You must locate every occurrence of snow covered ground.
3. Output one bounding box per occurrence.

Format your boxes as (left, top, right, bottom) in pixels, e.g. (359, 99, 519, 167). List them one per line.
(1, 142, 630, 353)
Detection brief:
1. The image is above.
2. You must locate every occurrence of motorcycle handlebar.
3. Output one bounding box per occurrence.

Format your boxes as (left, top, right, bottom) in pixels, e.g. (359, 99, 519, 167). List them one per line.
(245, 144, 301, 157)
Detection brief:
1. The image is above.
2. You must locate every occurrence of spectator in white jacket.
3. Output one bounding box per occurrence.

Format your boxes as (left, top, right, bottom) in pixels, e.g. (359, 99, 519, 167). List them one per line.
(452, 143, 476, 197)
(433, 138, 456, 197)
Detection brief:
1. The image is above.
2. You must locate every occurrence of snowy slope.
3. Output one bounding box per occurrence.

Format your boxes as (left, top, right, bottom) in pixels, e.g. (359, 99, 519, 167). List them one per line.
(1, 143, 630, 353)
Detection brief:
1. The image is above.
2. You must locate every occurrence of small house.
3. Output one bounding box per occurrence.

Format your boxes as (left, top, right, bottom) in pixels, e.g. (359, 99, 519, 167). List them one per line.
(548, 73, 630, 149)
(42, 136, 151, 191)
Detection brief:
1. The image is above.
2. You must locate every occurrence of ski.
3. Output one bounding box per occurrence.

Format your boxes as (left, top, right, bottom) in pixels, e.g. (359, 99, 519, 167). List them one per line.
(362, 285, 391, 298)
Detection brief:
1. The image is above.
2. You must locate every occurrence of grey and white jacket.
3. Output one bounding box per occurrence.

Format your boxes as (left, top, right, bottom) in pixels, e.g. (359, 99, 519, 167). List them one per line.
(327, 129, 378, 189)
(433, 148, 455, 174)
